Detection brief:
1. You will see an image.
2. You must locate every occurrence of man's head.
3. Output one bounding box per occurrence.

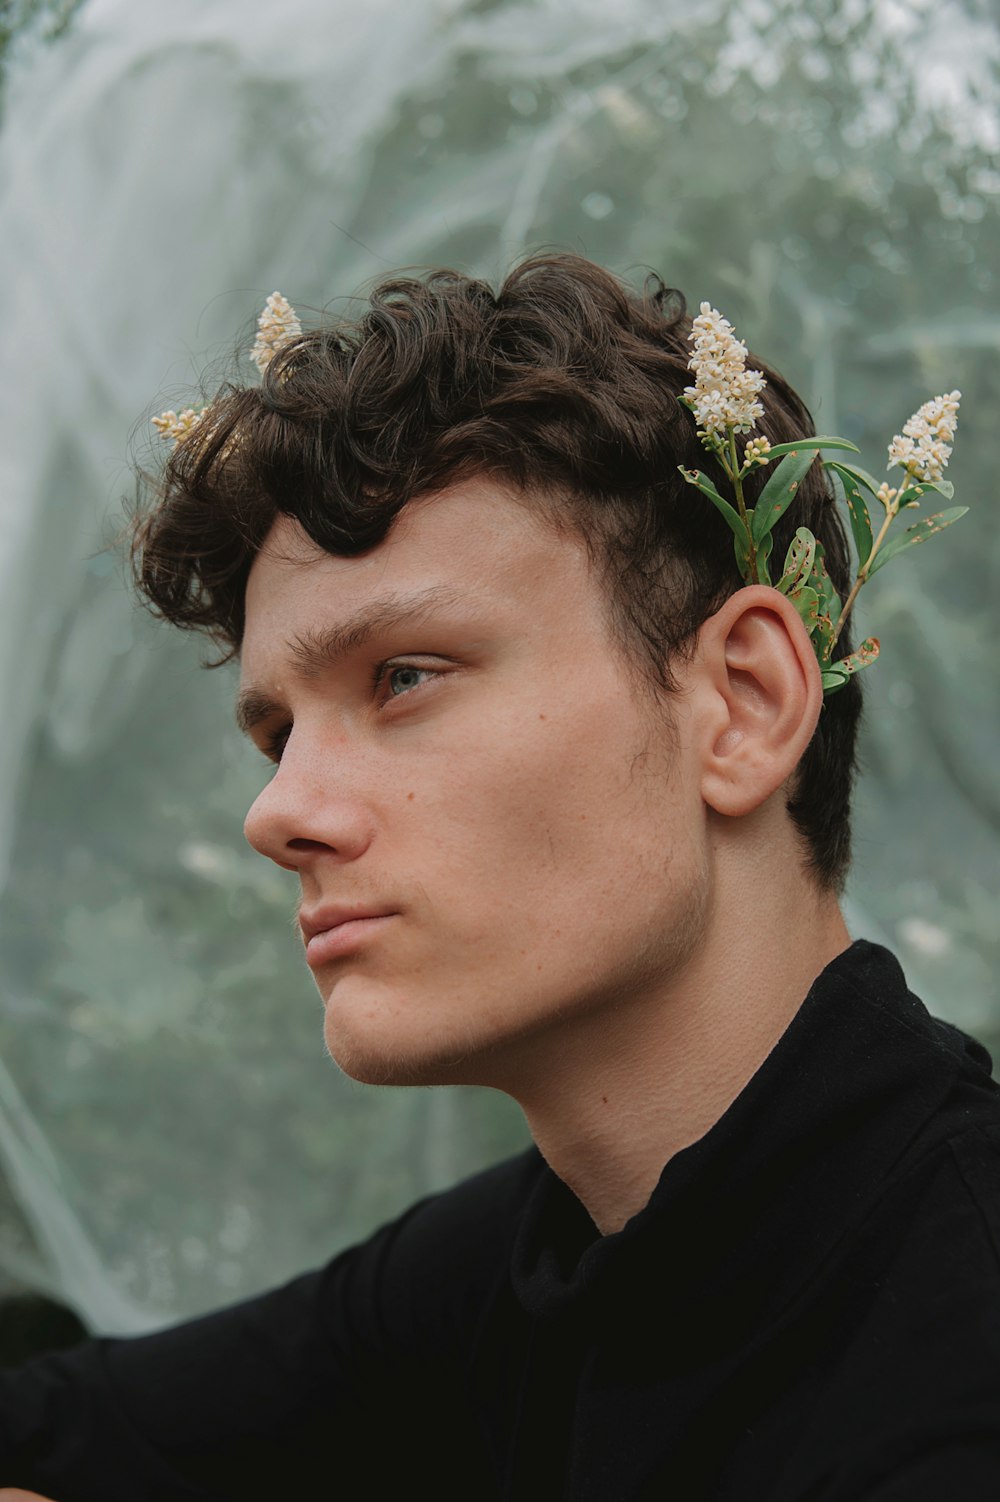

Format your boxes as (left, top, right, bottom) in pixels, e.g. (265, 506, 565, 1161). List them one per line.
(132, 253, 861, 1082)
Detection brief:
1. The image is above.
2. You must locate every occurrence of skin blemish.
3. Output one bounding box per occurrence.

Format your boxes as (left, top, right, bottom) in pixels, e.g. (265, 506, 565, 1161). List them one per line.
(407, 792, 415, 801)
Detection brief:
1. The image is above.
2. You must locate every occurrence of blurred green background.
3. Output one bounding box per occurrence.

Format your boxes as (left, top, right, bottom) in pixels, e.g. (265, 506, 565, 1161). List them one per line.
(0, 0, 997, 1335)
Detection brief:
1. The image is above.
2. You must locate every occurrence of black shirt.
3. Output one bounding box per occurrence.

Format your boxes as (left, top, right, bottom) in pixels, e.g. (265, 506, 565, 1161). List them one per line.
(2, 940, 1000, 1499)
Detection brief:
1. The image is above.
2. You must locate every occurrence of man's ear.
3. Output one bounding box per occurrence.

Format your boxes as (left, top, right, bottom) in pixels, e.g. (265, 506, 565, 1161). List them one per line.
(694, 585, 824, 819)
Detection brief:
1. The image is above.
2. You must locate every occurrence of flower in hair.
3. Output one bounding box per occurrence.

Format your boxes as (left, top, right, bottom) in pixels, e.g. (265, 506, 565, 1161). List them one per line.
(250, 291, 303, 374)
(678, 305, 968, 696)
(151, 407, 207, 443)
(683, 303, 766, 439)
(742, 436, 772, 472)
(154, 291, 303, 446)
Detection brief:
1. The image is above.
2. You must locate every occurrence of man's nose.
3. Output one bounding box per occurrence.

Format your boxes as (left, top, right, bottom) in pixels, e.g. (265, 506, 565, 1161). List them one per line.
(243, 743, 375, 872)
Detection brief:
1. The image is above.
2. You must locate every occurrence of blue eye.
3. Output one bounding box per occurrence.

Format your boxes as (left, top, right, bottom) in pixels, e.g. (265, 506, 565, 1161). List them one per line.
(386, 665, 431, 697)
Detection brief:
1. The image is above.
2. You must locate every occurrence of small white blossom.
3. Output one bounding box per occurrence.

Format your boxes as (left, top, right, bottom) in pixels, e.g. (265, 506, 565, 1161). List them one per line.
(886, 434, 914, 469)
(684, 302, 766, 436)
(742, 435, 772, 470)
(251, 291, 302, 374)
(151, 406, 207, 443)
(887, 390, 960, 484)
(876, 481, 897, 509)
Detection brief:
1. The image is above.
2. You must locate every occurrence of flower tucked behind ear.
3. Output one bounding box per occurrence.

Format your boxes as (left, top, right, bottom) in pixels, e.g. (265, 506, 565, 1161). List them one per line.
(682, 302, 766, 438)
(678, 301, 968, 697)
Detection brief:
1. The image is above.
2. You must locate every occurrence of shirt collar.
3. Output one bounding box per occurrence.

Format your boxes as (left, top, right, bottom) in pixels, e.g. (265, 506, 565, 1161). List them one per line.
(510, 940, 989, 1328)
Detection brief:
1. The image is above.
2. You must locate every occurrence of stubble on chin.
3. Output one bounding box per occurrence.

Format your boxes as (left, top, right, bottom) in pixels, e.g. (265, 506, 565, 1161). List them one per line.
(320, 980, 490, 1089)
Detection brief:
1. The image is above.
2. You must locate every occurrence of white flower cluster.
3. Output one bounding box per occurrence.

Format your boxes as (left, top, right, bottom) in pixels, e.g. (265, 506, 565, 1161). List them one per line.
(151, 406, 206, 443)
(684, 302, 766, 437)
(887, 390, 961, 484)
(250, 291, 302, 374)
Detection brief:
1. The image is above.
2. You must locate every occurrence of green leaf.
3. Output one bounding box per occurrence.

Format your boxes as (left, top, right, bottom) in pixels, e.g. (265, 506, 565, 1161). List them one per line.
(821, 667, 850, 694)
(764, 436, 860, 459)
(776, 527, 816, 595)
(827, 461, 874, 567)
(678, 466, 748, 544)
(790, 584, 821, 635)
(812, 630, 831, 666)
(733, 528, 753, 583)
(812, 615, 837, 664)
(756, 527, 774, 586)
(824, 459, 883, 500)
(896, 477, 956, 509)
(821, 638, 880, 695)
(809, 539, 842, 628)
(751, 448, 818, 543)
(867, 507, 969, 576)
(838, 637, 881, 675)
(779, 530, 845, 662)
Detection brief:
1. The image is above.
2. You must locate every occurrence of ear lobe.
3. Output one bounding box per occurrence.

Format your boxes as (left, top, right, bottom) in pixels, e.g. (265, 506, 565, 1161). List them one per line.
(697, 586, 823, 819)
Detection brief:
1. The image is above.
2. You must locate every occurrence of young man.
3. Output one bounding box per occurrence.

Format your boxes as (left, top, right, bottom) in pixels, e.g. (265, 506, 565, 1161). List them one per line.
(1, 254, 998, 1499)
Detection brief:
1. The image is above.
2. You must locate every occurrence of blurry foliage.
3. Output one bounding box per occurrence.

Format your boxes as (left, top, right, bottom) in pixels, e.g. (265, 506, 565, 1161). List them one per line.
(0, 0, 85, 106)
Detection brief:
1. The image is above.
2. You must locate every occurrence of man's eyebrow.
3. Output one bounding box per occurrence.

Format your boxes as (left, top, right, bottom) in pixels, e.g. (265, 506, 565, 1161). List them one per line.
(235, 584, 468, 737)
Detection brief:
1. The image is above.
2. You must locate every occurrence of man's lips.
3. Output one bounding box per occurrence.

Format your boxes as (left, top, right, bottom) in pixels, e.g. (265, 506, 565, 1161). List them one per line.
(298, 906, 399, 967)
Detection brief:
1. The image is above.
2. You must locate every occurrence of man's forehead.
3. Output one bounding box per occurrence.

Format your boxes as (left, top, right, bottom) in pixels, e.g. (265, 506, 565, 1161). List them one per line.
(241, 486, 585, 661)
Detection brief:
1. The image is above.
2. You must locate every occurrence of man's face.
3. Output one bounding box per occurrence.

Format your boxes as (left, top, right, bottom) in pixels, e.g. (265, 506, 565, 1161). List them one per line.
(240, 479, 711, 1090)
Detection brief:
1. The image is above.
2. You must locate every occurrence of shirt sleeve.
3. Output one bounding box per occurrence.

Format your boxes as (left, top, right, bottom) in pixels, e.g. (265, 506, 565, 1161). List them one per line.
(0, 1212, 424, 1501)
(0, 1151, 532, 1501)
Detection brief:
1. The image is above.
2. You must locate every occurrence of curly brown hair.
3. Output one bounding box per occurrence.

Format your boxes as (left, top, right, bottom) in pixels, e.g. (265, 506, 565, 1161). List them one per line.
(131, 252, 862, 890)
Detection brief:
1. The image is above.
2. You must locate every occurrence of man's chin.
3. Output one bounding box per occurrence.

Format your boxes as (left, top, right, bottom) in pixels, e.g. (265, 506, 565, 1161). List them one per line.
(323, 1024, 481, 1088)
(316, 971, 562, 1091)
(320, 989, 488, 1089)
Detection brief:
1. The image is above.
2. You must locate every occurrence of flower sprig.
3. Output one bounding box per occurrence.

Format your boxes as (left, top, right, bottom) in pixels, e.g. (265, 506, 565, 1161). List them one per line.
(249, 291, 302, 375)
(150, 407, 207, 443)
(678, 303, 969, 696)
(152, 291, 302, 447)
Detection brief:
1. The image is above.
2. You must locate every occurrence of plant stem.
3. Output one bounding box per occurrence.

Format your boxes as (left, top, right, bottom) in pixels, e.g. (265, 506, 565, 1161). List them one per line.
(828, 492, 899, 654)
(728, 429, 758, 582)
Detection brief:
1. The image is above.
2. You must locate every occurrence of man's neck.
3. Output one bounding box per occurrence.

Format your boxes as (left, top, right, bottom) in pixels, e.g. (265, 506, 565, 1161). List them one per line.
(508, 839, 852, 1236)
